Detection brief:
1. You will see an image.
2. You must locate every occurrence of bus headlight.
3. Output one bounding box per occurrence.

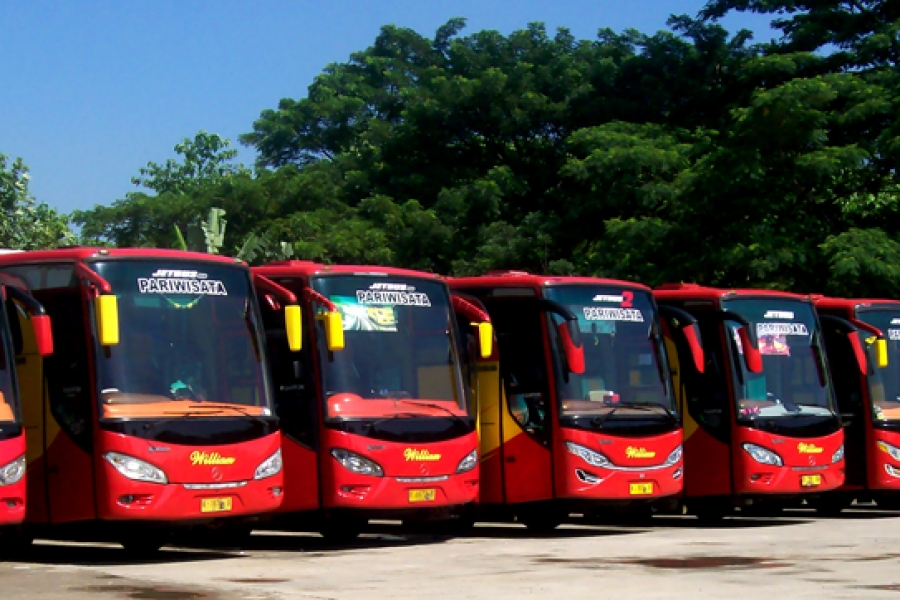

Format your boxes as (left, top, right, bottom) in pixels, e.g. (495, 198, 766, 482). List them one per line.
(254, 449, 283, 480)
(0, 455, 25, 486)
(103, 452, 168, 484)
(566, 441, 612, 468)
(741, 443, 783, 467)
(663, 445, 683, 467)
(831, 444, 845, 464)
(877, 441, 900, 461)
(331, 448, 384, 477)
(456, 449, 478, 474)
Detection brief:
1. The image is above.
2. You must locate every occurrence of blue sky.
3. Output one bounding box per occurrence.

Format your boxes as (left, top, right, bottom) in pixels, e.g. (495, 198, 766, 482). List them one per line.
(0, 1, 776, 214)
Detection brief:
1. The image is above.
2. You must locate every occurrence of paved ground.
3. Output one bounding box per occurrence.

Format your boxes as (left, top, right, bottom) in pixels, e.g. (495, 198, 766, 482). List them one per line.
(4, 508, 900, 599)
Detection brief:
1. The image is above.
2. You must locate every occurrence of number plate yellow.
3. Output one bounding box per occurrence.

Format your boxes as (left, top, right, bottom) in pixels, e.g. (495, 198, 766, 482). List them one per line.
(629, 483, 654, 496)
(200, 497, 233, 513)
(408, 489, 436, 503)
(801, 474, 822, 487)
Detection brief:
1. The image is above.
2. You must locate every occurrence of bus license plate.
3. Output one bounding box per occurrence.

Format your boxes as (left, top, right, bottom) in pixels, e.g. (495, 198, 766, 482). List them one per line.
(629, 483, 654, 496)
(801, 475, 822, 487)
(409, 489, 436, 503)
(200, 497, 233, 513)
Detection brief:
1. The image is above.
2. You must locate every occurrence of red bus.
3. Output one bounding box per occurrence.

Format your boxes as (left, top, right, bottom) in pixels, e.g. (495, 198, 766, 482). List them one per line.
(654, 283, 845, 519)
(449, 273, 697, 530)
(813, 296, 900, 513)
(251, 261, 491, 541)
(0, 271, 53, 545)
(0, 248, 297, 552)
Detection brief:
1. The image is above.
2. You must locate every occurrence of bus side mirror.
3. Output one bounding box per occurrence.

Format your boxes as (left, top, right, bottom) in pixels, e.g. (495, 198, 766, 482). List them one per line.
(94, 295, 119, 346)
(682, 322, 705, 374)
(324, 311, 344, 352)
(737, 326, 763, 373)
(284, 304, 302, 352)
(557, 321, 585, 375)
(846, 333, 867, 375)
(876, 338, 889, 368)
(32, 314, 53, 357)
(473, 322, 493, 359)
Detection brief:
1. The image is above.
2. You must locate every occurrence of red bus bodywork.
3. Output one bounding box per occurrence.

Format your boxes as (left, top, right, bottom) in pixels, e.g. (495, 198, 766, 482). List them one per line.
(655, 284, 845, 517)
(252, 262, 481, 537)
(0, 249, 284, 547)
(449, 273, 684, 528)
(814, 297, 900, 510)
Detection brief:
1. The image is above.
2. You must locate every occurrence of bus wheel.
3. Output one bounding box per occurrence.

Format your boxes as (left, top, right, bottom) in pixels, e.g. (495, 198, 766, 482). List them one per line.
(193, 523, 254, 548)
(119, 534, 168, 556)
(693, 503, 730, 523)
(0, 530, 33, 556)
(519, 511, 563, 533)
(740, 504, 783, 518)
(319, 518, 366, 543)
(877, 497, 900, 511)
(814, 499, 848, 517)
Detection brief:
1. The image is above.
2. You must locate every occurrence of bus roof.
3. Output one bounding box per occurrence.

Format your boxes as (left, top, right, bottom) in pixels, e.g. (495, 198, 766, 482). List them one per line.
(814, 296, 900, 312)
(448, 271, 651, 292)
(0, 247, 246, 267)
(252, 260, 442, 281)
(654, 282, 813, 303)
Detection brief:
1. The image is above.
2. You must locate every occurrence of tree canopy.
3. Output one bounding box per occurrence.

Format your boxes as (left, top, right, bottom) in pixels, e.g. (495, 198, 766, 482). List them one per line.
(69, 1, 900, 296)
(0, 154, 73, 250)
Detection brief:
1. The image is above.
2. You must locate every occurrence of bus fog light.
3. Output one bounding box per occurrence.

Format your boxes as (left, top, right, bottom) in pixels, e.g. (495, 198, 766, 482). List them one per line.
(103, 452, 167, 484)
(741, 443, 783, 467)
(885, 464, 900, 478)
(672, 468, 683, 480)
(0, 455, 25, 486)
(331, 448, 384, 477)
(456, 449, 478, 474)
(575, 469, 603, 484)
(254, 449, 283, 480)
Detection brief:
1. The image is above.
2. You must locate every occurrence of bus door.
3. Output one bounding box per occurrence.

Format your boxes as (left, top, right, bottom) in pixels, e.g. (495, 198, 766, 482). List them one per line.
(259, 289, 319, 512)
(7, 292, 49, 522)
(483, 298, 554, 504)
(454, 298, 503, 504)
(821, 323, 868, 487)
(33, 286, 96, 523)
(667, 309, 733, 498)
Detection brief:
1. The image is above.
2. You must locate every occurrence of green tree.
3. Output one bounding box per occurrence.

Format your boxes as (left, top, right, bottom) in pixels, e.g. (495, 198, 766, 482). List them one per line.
(0, 154, 73, 249)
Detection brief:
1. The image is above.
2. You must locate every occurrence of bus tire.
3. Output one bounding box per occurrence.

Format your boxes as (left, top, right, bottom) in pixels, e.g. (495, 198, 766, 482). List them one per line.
(119, 534, 167, 556)
(0, 530, 33, 556)
(319, 517, 366, 543)
(519, 511, 563, 533)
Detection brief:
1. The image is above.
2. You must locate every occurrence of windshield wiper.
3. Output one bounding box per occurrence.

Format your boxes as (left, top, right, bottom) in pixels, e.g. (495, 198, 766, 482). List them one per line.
(365, 411, 423, 430)
(397, 399, 468, 426)
(591, 401, 677, 428)
(186, 403, 274, 427)
(591, 403, 655, 428)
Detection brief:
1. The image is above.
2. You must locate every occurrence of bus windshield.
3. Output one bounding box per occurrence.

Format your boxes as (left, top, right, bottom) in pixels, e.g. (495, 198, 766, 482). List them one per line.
(312, 275, 467, 419)
(723, 298, 835, 420)
(91, 260, 272, 420)
(855, 308, 900, 424)
(543, 285, 675, 420)
(0, 299, 20, 424)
